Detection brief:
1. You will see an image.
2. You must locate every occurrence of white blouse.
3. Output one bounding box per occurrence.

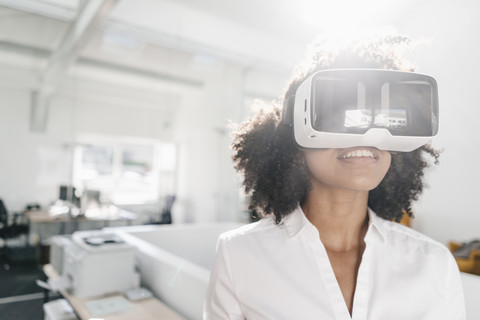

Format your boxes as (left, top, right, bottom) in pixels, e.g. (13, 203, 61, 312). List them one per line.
(204, 206, 466, 320)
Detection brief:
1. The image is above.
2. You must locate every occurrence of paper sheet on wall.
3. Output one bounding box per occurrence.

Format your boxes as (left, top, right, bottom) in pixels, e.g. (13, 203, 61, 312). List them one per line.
(35, 145, 69, 187)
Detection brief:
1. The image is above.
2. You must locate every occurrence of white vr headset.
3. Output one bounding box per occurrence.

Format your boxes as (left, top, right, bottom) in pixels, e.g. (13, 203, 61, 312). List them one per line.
(282, 69, 439, 152)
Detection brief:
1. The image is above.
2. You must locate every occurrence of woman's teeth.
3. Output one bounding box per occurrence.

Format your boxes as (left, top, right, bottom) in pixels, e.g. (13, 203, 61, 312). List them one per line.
(339, 149, 375, 159)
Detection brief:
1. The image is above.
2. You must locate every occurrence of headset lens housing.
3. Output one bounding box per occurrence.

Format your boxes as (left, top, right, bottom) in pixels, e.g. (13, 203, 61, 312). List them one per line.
(284, 69, 439, 152)
(311, 70, 438, 137)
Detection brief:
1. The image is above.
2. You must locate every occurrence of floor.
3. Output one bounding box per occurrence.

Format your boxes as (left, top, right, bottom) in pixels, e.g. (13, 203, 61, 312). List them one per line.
(0, 246, 60, 320)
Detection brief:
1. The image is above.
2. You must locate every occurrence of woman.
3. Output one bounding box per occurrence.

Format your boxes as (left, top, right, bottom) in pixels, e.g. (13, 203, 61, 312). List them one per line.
(204, 35, 465, 319)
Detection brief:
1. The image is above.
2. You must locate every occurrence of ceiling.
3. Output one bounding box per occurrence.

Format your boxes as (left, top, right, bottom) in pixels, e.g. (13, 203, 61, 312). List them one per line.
(0, 0, 427, 73)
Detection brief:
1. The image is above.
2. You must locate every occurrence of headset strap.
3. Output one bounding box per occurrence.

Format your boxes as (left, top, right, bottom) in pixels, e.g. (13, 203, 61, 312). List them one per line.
(282, 95, 295, 126)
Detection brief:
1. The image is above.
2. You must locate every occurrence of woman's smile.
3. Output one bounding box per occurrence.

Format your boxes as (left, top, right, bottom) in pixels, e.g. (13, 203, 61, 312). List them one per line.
(336, 147, 380, 164)
(304, 147, 391, 192)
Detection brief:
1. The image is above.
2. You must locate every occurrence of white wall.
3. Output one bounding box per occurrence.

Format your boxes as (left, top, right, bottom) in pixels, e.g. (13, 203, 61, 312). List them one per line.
(173, 65, 285, 223)
(402, 0, 480, 244)
(0, 86, 71, 210)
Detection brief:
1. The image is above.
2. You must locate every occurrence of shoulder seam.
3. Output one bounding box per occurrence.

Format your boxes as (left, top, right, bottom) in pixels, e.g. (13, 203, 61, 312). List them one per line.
(380, 220, 448, 250)
(221, 217, 279, 240)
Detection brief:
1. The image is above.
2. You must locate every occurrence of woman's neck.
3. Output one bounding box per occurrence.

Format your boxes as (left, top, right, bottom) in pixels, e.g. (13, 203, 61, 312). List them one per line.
(301, 183, 369, 252)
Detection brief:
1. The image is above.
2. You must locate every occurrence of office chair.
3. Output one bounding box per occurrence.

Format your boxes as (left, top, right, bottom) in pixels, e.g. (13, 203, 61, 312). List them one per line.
(160, 195, 175, 224)
(0, 199, 30, 267)
(450, 240, 480, 276)
(149, 195, 175, 224)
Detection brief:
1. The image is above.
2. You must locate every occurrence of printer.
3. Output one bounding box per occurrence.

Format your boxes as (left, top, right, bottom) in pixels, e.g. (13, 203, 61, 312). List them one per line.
(61, 230, 140, 298)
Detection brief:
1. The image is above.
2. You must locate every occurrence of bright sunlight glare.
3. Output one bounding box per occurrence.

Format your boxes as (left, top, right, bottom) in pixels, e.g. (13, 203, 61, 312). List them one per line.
(299, 0, 411, 40)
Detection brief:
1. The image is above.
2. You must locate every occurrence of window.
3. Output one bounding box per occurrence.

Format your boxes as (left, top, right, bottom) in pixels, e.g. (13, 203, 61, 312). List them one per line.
(72, 139, 177, 205)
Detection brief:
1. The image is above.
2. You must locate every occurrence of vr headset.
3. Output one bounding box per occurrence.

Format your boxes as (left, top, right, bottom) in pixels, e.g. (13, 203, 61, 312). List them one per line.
(282, 69, 439, 152)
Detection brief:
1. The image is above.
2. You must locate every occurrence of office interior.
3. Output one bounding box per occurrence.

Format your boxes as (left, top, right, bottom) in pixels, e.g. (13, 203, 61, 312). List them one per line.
(0, 0, 479, 319)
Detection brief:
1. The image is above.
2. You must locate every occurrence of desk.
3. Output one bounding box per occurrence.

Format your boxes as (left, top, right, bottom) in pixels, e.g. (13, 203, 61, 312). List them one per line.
(43, 264, 184, 320)
(26, 207, 137, 245)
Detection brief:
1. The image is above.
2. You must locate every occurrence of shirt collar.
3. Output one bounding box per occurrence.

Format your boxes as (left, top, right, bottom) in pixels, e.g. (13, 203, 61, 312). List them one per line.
(282, 204, 387, 244)
(366, 208, 387, 244)
(282, 205, 308, 238)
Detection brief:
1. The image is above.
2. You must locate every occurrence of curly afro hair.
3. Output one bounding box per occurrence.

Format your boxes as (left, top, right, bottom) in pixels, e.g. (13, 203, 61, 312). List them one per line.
(232, 34, 440, 224)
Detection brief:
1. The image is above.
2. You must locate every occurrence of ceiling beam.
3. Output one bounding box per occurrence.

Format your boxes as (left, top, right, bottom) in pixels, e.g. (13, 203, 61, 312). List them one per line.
(0, 39, 203, 88)
(31, 0, 119, 132)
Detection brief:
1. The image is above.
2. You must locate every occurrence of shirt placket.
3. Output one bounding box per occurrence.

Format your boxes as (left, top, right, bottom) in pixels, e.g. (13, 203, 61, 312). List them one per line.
(351, 241, 371, 320)
(307, 226, 352, 320)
